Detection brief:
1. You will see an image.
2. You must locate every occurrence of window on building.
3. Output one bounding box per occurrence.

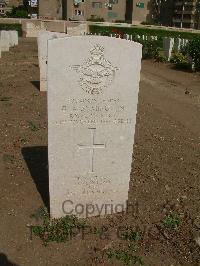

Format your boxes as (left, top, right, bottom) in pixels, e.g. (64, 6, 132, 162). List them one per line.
(75, 9, 84, 15)
(92, 2, 102, 8)
(136, 2, 145, 8)
(109, 0, 118, 4)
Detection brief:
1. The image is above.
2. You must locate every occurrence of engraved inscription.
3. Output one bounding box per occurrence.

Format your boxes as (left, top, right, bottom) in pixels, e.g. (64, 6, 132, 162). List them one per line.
(74, 175, 111, 195)
(55, 97, 133, 126)
(69, 44, 119, 95)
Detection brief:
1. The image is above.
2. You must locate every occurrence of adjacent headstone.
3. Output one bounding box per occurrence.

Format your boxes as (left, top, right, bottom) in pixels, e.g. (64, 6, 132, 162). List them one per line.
(26, 21, 45, 37)
(48, 36, 142, 218)
(0, 31, 10, 52)
(8, 31, 18, 47)
(182, 39, 189, 46)
(67, 23, 87, 36)
(38, 31, 68, 91)
(174, 38, 181, 52)
(12, 31, 18, 46)
(163, 37, 174, 60)
(43, 20, 66, 33)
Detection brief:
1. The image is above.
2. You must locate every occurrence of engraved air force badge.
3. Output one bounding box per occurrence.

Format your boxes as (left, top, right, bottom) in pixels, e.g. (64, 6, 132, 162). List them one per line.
(70, 44, 119, 95)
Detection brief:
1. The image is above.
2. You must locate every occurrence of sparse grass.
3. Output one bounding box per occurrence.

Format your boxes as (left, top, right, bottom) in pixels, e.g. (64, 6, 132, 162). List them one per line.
(30, 206, 49, 221)
(106, 248, 144, 265)
(20, 138, 28, 144)
(121, 229, 140, 242)
(27, 121, 40, 131)
(32, 213, 88, 246)
(162, 214, 180, 229)
(106, 229, 143, 265)
(31, 209, 143, 264)
(92, 226, 105, 235)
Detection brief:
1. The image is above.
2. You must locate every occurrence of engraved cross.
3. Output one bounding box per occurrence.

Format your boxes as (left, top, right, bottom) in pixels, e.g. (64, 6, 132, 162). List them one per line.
(77, 128, 106, 173)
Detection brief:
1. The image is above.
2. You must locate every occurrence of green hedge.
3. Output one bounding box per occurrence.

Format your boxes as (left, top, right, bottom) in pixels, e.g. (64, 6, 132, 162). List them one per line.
(0, 24, 22, 36)
(89, 25, 200, 40)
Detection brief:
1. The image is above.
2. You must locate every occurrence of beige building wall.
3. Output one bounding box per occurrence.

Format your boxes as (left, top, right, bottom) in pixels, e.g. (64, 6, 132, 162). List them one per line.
(39, 0, 62, 19)
(67, 0, 126, 22)
(7, 0, 23, 6)
(38, 0, 154, 24)
(132, 0, 151, 24)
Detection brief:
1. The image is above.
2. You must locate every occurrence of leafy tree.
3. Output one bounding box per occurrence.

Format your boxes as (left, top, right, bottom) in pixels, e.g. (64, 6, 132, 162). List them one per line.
(6, 6, 28, 18)
(151, 0, 167, 24)
(187, 38, 200, 70)
(196, 0, 200, 29)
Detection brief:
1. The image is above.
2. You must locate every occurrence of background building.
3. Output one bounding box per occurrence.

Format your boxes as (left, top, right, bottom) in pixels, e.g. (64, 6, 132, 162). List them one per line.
(39, 0, 62, 19)
(38, 0, 200, 29)
(0, 0, 10, 16)
(0, 0, 23, 16)
(64, 0, 126, 22)
(39, 0, 151, 23)
(131, 0, 152, 24)
(25, 0, 38, 18)
(173, 0, 200, 29)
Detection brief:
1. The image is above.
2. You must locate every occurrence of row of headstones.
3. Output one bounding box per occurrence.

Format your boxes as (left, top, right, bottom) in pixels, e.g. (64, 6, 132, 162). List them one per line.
(38, 30, 142, 219)
(38, 31, 191, 93)
(85, 32, 158, 41)
(0, 30, 19, 58)
(86, 32, 190, 61)
(163, 37, 189, 60)
(38, 31, 153, 92)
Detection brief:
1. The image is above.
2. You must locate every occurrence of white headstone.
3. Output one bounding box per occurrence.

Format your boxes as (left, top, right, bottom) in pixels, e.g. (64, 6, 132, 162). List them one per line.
(0, 31, 10, 52)
(37, 31, 68, 91)
(67, 23, 87, 36)
(8, 31, 17, 47)
(163, 37, 174, 60)
(10, 31, 18, 46)
(26, 22, 45, 38)
(48, 36, 142, 218)
(174, 38, 181, 52)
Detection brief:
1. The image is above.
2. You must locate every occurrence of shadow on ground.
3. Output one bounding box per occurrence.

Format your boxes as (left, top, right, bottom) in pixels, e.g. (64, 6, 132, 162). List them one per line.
(0, 253, 20, 266)
(22, 146, 49, 210)
(31, 81, 40, 91)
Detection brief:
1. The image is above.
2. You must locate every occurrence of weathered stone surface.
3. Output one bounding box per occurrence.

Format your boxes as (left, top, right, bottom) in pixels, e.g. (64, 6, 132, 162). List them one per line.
(9, 31, 18, 47)
(0, 31, 10, 52)
(38, 31, 67, 91)
(163, 37, 174, 60)
(67, 23, 87, 36)
(26, 21, 45, 37)
(48, 36, 142, 218)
